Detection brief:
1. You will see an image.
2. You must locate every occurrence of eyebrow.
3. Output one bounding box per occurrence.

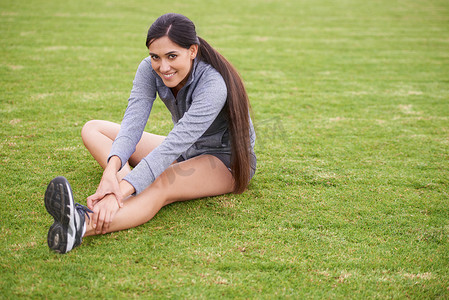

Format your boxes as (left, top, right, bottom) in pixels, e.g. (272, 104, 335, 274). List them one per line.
(149, 50, 179, 56)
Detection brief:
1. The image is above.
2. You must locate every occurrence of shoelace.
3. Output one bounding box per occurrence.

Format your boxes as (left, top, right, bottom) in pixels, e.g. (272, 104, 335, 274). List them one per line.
(75, 203, 94, 222)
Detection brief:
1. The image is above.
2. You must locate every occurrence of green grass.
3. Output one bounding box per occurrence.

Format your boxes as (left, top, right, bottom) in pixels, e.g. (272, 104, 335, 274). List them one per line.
(1, 0, 448, 298)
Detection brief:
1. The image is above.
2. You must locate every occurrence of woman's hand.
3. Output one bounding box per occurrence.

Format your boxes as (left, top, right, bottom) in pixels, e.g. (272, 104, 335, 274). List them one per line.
(90, 193, 120, 234)
(87, 156, 124, 210)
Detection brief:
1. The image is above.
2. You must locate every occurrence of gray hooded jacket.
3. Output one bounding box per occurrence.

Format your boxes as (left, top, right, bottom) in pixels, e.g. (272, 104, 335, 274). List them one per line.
(109, 57, 256, 194)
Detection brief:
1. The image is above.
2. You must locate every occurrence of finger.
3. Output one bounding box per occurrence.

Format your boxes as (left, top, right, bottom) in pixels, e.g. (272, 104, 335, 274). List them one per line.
(91, 207, 99, 230)
(109, 211, 115, 225)
(96, 209, 106, 234)
(114, 191, 124, 208)
(87, 190, 104, 203)
(110, 184, 124, 208)
(103, 212, 112, 234)
(87, 196, 100, 210)
(89, 199, 100, 209)
(87, 197, 93, 209)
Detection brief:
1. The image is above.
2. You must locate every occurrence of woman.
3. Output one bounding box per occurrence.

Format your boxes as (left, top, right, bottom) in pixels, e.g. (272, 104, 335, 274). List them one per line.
(44, 13, 256, 254)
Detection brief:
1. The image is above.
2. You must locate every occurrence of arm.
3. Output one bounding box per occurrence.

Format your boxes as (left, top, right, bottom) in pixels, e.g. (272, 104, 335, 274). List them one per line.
(108, 58, 157, 171)
(87, 58, 155, 206)
(87, 58, 156, 233)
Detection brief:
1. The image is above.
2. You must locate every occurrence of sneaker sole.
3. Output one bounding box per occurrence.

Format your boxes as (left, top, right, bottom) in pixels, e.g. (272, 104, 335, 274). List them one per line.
(44, 176, 75, 253)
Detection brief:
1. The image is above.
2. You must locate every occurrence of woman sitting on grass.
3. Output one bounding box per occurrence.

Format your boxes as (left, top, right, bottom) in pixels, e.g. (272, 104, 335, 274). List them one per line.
(43, 13, 256, 254)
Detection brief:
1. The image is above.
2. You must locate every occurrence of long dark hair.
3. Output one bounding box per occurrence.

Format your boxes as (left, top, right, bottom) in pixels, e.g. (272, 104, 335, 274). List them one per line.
(146, 13, 251, 193)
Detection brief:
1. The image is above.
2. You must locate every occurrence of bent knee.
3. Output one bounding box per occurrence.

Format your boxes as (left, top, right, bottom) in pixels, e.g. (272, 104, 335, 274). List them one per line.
(81, 120, 100, 138)
(81, 120, 115, 143)
(82, 119, 105, 133)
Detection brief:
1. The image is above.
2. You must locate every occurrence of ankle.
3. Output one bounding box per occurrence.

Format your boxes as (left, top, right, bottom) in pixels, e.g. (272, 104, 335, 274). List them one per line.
(84, 219, 95, 236)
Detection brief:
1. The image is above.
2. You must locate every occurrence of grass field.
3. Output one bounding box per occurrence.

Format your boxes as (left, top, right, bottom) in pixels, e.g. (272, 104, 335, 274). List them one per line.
(1, 0, 449, 298)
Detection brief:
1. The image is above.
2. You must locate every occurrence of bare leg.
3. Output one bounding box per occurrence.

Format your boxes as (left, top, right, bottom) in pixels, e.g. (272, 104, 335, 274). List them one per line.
(84, 154, 233, 236)
(81, 120, 234, 236)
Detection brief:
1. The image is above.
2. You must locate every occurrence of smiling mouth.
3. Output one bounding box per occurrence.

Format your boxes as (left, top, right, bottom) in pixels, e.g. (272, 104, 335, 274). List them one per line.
(162, 72, 176, 79)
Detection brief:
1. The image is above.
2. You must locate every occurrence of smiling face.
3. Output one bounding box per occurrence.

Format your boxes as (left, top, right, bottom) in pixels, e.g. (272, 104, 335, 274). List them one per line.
(148, 36, 198, 94)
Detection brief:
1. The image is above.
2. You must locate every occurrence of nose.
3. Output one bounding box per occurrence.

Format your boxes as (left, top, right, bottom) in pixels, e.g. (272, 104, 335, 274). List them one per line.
(159, 59, 170, 73)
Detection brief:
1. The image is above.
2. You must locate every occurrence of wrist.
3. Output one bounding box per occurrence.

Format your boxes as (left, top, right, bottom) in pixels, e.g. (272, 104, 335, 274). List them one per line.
(120, 180, 135, 198)
(106, 156, 122, 173)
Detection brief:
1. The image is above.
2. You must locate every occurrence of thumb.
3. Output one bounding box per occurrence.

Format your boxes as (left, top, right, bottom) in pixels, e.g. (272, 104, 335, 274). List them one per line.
(86, 196, 94, 209)
(87, 190, 104, 204)
(114, 190, 124, 208)
(86, 193, 101, 209)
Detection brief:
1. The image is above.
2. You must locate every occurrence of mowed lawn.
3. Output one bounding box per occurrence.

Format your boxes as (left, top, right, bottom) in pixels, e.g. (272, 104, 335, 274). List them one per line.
(1, 0, 448, 298)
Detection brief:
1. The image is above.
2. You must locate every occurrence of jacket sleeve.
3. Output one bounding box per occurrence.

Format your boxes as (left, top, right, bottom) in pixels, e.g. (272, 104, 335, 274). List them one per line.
(108, 58, 157, 170)
(123, 68, 228, 194)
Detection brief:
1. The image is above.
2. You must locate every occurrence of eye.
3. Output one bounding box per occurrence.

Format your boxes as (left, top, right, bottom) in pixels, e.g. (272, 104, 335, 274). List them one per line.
(168, 54, 177, 60)
(150, 55, 160, 61)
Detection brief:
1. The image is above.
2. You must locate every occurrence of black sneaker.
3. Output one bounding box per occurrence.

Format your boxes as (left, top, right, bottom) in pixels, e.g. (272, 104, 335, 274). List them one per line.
(44, 176, 92, 254)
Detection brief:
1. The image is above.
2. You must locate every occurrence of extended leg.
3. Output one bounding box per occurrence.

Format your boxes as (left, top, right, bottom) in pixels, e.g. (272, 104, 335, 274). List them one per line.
(84, 154, 233, 236)
(81, 119, 234, 236)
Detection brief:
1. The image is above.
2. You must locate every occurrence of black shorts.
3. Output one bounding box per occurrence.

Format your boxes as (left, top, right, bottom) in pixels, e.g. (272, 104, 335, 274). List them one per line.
(177, 151, 257, 179)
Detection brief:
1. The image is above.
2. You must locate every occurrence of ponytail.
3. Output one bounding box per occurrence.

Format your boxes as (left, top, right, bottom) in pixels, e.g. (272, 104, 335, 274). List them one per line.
(197, 37, 251, 193)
